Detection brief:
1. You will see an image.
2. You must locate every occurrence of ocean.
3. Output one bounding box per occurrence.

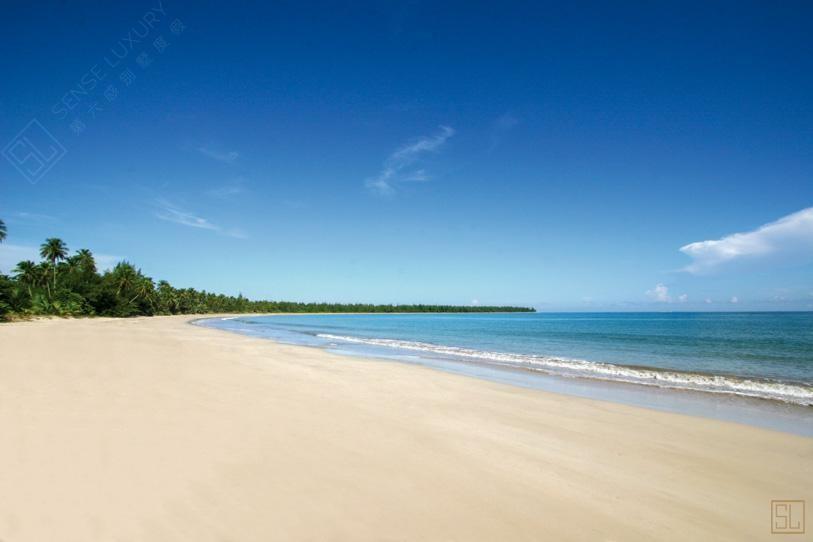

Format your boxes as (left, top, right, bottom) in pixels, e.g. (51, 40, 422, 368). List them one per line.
(198, 312, 813, 434)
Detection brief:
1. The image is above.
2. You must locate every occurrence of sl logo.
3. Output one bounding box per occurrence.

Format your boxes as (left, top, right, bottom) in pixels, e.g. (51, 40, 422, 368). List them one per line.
(772, 500, 805, 535)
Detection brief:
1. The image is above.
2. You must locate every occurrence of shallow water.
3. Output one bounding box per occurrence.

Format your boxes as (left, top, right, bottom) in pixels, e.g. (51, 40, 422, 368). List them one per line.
(197, 312, 813, 436)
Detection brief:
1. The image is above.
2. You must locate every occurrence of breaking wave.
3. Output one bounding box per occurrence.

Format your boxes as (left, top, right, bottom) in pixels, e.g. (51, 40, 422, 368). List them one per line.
(317, 333, 813, 406)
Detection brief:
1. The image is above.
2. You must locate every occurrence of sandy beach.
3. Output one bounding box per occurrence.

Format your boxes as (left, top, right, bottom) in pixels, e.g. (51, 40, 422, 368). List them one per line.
(0, 316, 810, 541)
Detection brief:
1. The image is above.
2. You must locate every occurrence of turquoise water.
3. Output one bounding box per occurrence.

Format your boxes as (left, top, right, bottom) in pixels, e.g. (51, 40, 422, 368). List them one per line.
(200, 312, 813, 407)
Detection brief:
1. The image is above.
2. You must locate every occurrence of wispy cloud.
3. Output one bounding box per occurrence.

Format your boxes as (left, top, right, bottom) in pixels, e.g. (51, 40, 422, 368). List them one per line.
(680, 207, 813, 274)
(155, 199, 219, 231)
(154, 199, 247, 238)
(365, 125, 455, 196)
(5, 211, 59, 224)
(223, 228, 248, 239)
(198, 146, 240, 163)
(205, 178, 247, 198)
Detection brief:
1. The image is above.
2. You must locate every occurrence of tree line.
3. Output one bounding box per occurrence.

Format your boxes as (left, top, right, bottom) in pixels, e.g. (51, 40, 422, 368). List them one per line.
(0, 222, 534, 320)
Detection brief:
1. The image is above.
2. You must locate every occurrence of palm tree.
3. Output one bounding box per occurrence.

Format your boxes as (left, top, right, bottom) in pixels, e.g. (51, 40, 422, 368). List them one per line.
(40, 238, 68, 292)
(130, 276, 155, 307)
(157, 280, 179, 313)
(0, 218, 6, 243)
(64, 256, 80, 275)
(108, 262, 156, 314)
(74, 249, 97, 274)
(110, 262, 139, 296)
(13, 260, 39, 298)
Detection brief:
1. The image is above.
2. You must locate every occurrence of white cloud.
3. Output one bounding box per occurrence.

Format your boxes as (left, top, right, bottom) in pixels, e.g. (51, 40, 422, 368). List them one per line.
(155, 199, 219, 231)
(365, 125, 455, 196)
(705, 298, 713, 304)
(154, 199, 246, 238)
(678, 294, 688, 303)
(730, 296, 739, 304)
(198, 146, 240, 163)
(680, 207, 813, 274)
(206, 178, 247, 198)
(389, 126, 454, 163)
(646, 283, 671, 302)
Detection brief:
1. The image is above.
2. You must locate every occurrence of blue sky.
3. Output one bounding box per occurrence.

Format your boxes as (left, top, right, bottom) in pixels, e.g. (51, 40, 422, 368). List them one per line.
(1, 1, 812, 310)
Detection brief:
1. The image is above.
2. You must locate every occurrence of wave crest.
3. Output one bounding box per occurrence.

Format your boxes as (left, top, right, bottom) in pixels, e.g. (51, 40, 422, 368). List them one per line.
(317, 333, 813, 406)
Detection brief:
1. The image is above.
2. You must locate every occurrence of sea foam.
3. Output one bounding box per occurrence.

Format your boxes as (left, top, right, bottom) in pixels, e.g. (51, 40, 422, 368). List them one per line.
(317, 333, 813, 406)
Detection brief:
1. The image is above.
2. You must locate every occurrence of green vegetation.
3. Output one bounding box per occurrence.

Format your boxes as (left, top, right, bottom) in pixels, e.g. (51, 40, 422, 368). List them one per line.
(0, 226, 534, 320)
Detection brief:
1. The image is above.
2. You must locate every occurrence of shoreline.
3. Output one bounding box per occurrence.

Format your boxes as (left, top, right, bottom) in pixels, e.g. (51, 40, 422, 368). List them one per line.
(1, 315, 811, 541)
(196, 314, 813, 436)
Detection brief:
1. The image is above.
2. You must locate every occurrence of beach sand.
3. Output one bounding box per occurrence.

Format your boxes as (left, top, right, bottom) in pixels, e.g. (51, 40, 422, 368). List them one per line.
(0, 315, 810, 541)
